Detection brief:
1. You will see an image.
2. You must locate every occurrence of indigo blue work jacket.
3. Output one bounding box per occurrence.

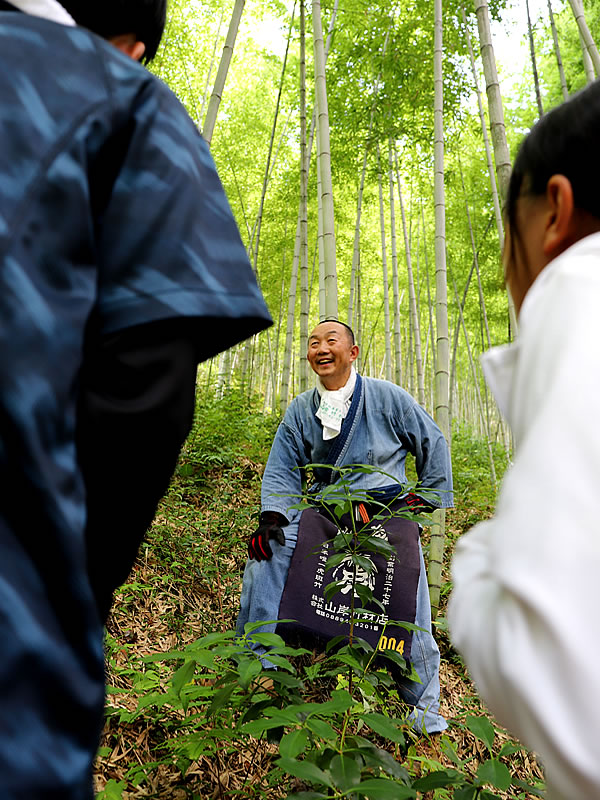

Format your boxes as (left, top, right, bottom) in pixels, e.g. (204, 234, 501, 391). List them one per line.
(262, 375, 453, 525)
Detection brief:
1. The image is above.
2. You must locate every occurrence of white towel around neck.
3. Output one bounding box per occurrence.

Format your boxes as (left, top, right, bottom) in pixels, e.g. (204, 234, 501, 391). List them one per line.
(8, 0, 76, 26)
(315, 367, 357, 441)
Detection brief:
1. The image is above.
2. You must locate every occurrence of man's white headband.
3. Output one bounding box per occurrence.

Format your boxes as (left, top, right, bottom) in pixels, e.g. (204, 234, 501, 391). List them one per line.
(8, 0, 76, 26)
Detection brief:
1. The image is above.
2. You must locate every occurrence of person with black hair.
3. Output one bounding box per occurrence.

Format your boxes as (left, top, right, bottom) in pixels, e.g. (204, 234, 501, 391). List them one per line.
(238, 319, 453, 733)
(448, 81, 600, 800)
(0, 1, 271, 797)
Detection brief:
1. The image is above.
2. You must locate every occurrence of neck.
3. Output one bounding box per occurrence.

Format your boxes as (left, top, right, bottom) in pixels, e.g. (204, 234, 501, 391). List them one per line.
(320, 369, 352, 392)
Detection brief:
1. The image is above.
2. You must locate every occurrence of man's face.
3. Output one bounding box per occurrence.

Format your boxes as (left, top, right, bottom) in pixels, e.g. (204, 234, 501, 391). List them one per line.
(307, 322, 358, 390)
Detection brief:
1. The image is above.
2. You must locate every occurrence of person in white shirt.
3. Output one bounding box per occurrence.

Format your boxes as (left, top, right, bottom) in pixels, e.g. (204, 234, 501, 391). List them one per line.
(448, 81, 600, 800)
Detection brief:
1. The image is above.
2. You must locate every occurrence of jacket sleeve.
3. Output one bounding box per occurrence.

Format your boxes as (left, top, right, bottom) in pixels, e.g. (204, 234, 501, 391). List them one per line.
(261, 406, 310, 525)
(448, 267, 600, 800)
(399, 401, 453, 508)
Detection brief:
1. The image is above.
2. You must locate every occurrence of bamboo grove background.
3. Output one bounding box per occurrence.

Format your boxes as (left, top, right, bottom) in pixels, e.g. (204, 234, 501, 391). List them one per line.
(150, 0, 599, 460)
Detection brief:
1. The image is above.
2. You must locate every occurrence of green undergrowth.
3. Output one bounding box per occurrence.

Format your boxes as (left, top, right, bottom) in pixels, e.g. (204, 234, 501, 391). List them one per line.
(95, 389, 544, 800)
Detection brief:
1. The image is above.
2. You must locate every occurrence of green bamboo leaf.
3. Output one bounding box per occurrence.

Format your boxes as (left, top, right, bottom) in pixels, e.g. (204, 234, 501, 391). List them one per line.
(465, 714, 496, 753)
(321, 689, 356, 714)
(360, 712, 406, 745)
(142, 650, 185, 662)
(324, 580, 346, 601)
(363, 536, 395, 556)
(249, 632, 286, 648)
(306, 717, 337, 741)
(261, 654, 295, 672)
(439, 735, 463, 766)
(349, 738, 410, 782)
(194, 630, 236, 647)
(476, 759, 512, 792)
(354, 554, 377, 573)
(97, 779, 126, 800)
(325, 552, 350, 570)
(276, 757, 333, 788)
(241, 717, 286, 736)
(355, 777, 416, 798)
(452, 786, 478, 800)
(497, 742, 521, 758)
(355, 583, 373, 604)
(243, 620, 280, 635)
(280, 729, 310, 759)
(329, 754, 361, 790)
(172, 660, 196, 694)
(512, 778, 546, 797)
(208, 683, 236, 716)
(236, 658, 262, 690)
(412, 769, 464, 791)
(187, 651, 218, 669)
(325, 635, 347, 653)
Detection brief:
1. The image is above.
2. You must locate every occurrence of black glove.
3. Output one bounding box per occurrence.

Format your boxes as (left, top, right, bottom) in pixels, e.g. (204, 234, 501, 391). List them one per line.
(405, 492, 436, 514)
(248, 511, 287, 561)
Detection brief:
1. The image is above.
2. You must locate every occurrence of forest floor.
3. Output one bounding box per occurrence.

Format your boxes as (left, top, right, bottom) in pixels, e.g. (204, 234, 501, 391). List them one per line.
(93, 392, 546, 800)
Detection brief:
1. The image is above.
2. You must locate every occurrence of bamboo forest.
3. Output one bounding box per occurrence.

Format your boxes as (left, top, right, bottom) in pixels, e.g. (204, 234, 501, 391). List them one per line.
(95, 0, 597, 797)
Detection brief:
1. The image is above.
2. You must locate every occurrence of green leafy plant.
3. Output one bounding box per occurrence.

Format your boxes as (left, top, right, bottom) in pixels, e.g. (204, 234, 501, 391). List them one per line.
(98, 402, 545, 799)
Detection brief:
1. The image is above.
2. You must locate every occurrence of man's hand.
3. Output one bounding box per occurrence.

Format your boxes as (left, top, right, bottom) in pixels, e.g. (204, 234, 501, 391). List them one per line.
(248, 511, 288, 561)
(405, 492, 436, 514)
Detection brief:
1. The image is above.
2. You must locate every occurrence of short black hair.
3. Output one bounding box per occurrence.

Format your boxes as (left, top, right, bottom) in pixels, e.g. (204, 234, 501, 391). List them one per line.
(60, 0, 167, 63)
(506, 80, 600, 231)
(318, 318, 355, 345)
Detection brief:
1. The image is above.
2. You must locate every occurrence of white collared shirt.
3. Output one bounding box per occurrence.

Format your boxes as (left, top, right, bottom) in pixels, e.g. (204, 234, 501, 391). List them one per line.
(7, 0, 76, 25)
(449, 232, 600, 800)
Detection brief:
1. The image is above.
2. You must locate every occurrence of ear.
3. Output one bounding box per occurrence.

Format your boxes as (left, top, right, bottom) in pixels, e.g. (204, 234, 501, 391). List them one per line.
(109, 34, 146, 62)
(349, 344, 359, 363)
(543, 174, 575, 258)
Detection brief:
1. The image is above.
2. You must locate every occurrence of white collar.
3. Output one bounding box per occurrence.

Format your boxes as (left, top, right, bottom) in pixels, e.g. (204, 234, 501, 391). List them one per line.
(315, 367, 357, 440)
(480, 233, 600, 424)
(480, 343, 519, 424)
(8, 0, 76, 26)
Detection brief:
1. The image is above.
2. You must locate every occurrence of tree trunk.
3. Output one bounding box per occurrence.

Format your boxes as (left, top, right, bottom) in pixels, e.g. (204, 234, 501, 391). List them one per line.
(377, 145, 392, 383)
(394, 147, 425, 406)
(568, 0, 600, 78)
(347, 30, 390, 327)
(388, 141, 402, 386)
(299, 0, 310, 392)
(199, 5, 226, 124)
(313, 0, 338, 317)
(452, 275, 497, 487)
(463, 6, 504, 250)
(430, 0, 450, 618)
(203, 0, 245, 147)
(348, 145, 369, 329)
(316, 115, 326, 320)
(526, 0, 544, 117)
(547, 0, 569, 101)
(250, 8, 296, 274)
(278, 0, 339, 412)
(578, 25, 596, 83)
(420, 202, 437, 380)
(473, 0, 518, 335)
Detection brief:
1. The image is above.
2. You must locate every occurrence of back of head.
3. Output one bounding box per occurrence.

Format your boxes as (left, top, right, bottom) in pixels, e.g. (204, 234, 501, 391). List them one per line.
(506, 81, 600, 228)
(60, 0, 167, 62)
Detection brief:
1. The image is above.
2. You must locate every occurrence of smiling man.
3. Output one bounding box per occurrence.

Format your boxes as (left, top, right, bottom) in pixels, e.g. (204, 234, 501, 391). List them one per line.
(237, 319, 453, 733)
